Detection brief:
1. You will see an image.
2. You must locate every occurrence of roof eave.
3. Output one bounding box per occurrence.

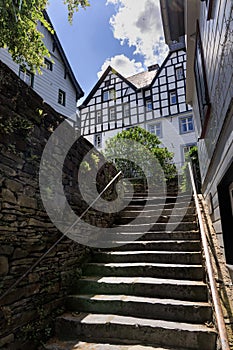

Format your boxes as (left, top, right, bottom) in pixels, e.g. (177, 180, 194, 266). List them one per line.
(159, 0, 185, 45)
(43, 11, 84, 100)
(79, 66, 138, 108)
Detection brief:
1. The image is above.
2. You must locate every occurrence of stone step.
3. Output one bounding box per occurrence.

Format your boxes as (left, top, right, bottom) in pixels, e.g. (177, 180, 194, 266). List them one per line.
(97, 231, 200, 242)
(82, 262, 204, 281)
(137, 231, 200, 241)
(115, 214, 196, 225)
(105, 240, 201, 252)
(125, 201, 195, 211)
(121, 207, 196, 217)
(43, 339, 187, 350)
(124, 196, 176, 204)
(124, 195, 192, 205)
(66, 294, 212, 324)
(74, 277, 208, 302)
(55, 313, 217, 350)
(113, 222, 198, 232)
(93, 234, 201, 248)
(93, 251, 202, 264)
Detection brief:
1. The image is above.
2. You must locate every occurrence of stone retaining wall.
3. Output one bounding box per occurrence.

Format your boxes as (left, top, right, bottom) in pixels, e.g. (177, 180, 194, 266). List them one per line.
(0, 61, 117, 349)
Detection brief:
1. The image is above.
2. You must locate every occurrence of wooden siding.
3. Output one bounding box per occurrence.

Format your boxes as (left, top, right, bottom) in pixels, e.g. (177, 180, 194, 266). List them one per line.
(191, 0, 233, 256)
(0, 22, 78, 119)
(189, 0, 233, 254)
(194, 0, 233, 180)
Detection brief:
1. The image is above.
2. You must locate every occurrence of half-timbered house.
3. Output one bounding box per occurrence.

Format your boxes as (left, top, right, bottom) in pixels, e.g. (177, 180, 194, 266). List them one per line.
(79, 48, 196, 169)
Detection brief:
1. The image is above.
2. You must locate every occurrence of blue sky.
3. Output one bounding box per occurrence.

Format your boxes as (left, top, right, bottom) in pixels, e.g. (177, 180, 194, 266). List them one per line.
(47, 0, 168, 104)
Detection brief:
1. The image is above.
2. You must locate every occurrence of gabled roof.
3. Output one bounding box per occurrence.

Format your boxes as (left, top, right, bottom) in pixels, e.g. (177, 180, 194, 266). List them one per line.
(150, 47, 186, 86)
(127, 70, 158, 89)
(79, 65, 138, 108)
(79, 47, 186, 109)
(43, 11, 84, 100)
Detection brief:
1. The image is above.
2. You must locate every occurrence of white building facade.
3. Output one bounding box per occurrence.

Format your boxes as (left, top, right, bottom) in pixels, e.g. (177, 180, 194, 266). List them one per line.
(79, 48, 197, 169)
(0, 12, 83, 120)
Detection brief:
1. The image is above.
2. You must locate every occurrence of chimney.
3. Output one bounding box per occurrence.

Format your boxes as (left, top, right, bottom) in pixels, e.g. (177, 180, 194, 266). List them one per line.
(147, 64, 159, 72)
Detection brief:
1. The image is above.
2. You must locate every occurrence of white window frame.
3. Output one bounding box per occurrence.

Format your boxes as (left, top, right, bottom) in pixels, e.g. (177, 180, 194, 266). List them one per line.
(94, 133, 102, 148)
(96, 110, 102, 124)
(123, 103, 130, 117)
(146, 98, 153, 111)
(180, 116, 194, 134)
(19, 66, 34, 87)
(148, 122, 162, 138)
(44, 58, 53, 71)
(170, 90, 177, 105)
(109, 107, 116, 121)
(175, 66, 184, 80)
(103, 89, 116, 101)
(58, 89, 66, 106)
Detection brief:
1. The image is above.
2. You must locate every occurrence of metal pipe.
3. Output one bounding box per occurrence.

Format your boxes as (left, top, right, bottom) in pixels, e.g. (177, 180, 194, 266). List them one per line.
(188, 163, 230, 350)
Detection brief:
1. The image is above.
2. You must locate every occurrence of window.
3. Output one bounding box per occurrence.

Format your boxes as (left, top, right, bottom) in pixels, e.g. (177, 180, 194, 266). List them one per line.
(203, 0, 217, 20)
(96, 110, 102, 124)
(19, 66, 34, 87)
(148, 123, 162, 138)
(94, 133, 102, 148)
(58, 89, 66, 106)
(229, 183, 233, 216)
(44, 58, 53, 71)
(123, 103, 130, 117)
(180, 116, 194, 134)
(175, 67, 184, 80)
(64, 69, 67, 79)
(170, 91, 177, 105)
(109, 107, 116, 120)
(194, 24, 211, 136)
(146, 98, 153, 111)
(103, 89, 115, 101)
(105, 80, 110, 87)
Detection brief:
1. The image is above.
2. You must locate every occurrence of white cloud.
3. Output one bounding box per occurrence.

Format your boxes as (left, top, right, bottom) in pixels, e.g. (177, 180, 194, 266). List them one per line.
(106, 0, 168, 66)
(97, 54, 144, 78)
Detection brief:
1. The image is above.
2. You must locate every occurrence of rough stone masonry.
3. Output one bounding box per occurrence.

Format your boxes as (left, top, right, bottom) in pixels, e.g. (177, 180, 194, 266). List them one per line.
(0, 61, 117, 349)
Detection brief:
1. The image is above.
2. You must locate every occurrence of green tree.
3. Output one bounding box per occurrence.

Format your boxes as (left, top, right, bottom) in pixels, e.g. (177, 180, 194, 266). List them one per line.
(181, 146, 201, 193)
(104, 126, 176, 182)
(0, 0, 90, 72)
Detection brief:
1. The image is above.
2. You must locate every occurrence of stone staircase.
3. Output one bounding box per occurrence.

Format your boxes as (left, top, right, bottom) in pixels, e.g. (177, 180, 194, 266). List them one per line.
(44, 194, 217, 350)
